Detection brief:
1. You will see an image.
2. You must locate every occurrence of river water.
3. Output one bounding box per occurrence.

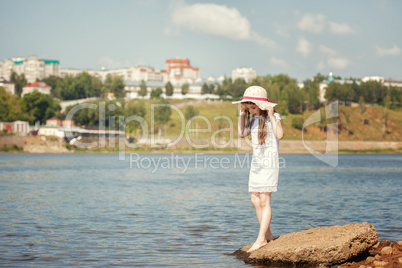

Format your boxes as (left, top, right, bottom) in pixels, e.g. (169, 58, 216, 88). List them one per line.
(0, 153, 401, 267)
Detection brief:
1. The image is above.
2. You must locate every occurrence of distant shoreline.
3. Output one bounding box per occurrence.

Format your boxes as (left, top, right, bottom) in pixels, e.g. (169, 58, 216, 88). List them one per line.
(1, 135, 401, 154)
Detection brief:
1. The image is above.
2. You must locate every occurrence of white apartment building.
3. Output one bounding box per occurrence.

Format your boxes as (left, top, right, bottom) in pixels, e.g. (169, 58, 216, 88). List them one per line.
(60, 65, 167, 83)
(231, 67, 257, 83)
(60, 68, 103, 79)
(0, 58, 14, 81)
(0, 56, 60, 83)
(0, 78, 16, 95)
(102, 66, 167, 82)
(62, 58, 199, 86)
(362, 76, 402, 87)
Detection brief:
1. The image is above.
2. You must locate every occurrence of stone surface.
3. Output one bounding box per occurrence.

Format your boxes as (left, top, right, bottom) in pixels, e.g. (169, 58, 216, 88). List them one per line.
(234, 223, 378, 265)
(373, 260, 388, 266)
(337, 239, 402, 267)
(380, 246, 393, 255)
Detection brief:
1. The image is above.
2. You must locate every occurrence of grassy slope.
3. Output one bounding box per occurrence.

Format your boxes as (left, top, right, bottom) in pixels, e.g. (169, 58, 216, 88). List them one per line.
(126, 99, 402, 141)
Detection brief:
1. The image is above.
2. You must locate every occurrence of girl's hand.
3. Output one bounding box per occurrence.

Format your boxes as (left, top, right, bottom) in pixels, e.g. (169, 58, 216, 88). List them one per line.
(240, 108, 248, 116)
(265, 106, 274, 117)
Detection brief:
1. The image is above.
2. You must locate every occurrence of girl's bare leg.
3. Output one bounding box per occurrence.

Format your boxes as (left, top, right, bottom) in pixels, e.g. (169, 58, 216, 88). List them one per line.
(251, 193, 275, 241)
(247, 192, 272, 253)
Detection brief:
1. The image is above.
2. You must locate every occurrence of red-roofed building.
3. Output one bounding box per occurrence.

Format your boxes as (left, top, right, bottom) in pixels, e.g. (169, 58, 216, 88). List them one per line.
(22, 81, 52, 96)
(46, 117, 61, 127)
(62, 118, 75, 128)
(165, 58, 199, 85)
(0, 121, 29, 135)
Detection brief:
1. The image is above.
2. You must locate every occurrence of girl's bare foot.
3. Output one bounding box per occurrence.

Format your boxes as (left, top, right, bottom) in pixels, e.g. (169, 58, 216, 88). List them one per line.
(246, 239, 268, 253)
(266, 234, 275, 242)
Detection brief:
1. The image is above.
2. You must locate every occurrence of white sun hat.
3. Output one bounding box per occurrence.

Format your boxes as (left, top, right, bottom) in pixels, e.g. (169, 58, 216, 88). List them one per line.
(232, 86, 278, 110)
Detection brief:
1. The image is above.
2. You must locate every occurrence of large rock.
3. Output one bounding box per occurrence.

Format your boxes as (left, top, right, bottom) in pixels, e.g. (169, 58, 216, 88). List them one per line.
(234, 223, 378, 265)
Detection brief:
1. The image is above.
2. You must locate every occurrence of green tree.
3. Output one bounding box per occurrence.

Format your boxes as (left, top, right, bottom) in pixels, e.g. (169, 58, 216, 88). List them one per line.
(387, 86, 402, 109)
(19, 91, 61, 124)
(184, 105, 199, 120)
(91, 75, 102, 97)
(64, 99, 124, 128)
(312, 73, 326, 83)
(201, 82, 209, 95)
(303, 79, 320, 110)
(52, 73, 103, 100)
(382, 95, 390, 134)
(325, 82, 341, 102)
(138, 80, 148, 98)
(103, 74, 125, 98)
(0, 87, 29, 122)
(181, 83, 189, 95)
(227, 78, 247, 98)
(215, 83, 227, 98)
(154, 99, 171, 136)
(358, 96, 366, 125)
(150, 88, 163, 99)
(124, 101, 147, 135)
(42, 75, 63, 97)
(76, 72, 94, 98)
(215, 77, 231, 98)
(10, 71, 27, 97)
(165, 82, 174, 97)
(271, 74, 297, 93)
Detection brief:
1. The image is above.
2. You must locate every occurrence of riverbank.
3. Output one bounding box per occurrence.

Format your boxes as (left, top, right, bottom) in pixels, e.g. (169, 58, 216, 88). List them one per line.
(1, 135, 401, 154)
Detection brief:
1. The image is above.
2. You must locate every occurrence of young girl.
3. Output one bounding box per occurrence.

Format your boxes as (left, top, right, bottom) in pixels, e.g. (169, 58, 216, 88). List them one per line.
(232, 86, 284, 253)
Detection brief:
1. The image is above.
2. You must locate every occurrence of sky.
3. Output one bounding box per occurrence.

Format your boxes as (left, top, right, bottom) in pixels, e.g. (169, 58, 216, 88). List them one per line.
(0, 0, 401, 81)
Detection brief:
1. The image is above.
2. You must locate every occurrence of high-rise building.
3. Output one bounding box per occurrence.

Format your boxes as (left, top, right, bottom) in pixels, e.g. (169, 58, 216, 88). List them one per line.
(0, 56, 60, 83)
(231, 67, 257, 83)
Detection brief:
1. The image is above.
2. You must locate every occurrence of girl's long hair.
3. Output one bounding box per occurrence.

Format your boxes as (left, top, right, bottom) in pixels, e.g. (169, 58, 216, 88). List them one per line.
(244, 103, 268, 145)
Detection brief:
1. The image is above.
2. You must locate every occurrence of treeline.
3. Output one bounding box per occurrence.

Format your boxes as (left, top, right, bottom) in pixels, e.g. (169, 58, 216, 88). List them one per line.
(0, 87, 61, 125)
(64, 99, 171, 135)
(43, 73, 125, 100)
(325, 80, 401, 109)
(214, 74, 318, 114)
(2, 71, 401, 128)
(13, 70, 402, 113)
(213, 74, 401, 113)
(8, 71, 125, 100)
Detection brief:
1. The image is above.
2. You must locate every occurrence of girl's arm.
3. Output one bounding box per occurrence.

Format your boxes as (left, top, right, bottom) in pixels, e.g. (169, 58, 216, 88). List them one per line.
(238, 109, 250, 138)
(266, 107, 284, 140)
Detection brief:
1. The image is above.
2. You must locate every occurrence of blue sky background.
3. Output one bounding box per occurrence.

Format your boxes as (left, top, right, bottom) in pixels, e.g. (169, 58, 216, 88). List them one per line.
(0, 0, 401, 81)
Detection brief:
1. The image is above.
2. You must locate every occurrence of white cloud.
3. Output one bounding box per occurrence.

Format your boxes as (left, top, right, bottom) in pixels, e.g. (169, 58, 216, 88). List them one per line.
(318, 45, 352, 70)
(296, 38, 312, 57)
(329, 21, 354, 34)
(317, 60, 326, 70)
(319, 45, 337, 56)
(98, 57, 129, 69)
(274, 23, 291, 38)
(270, 56, 289, 69)
(297, 13, 325, 33)
(327, 57, 352, 69)
(376, 44, 401, 57)
(167, 1, 275, 47)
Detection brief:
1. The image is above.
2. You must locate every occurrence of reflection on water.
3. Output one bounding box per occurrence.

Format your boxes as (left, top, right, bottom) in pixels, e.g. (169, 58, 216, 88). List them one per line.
(0, 153, 401, 267)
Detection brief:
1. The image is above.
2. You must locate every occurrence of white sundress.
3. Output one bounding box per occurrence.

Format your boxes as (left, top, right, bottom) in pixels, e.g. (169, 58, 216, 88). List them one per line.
(248, 113, 281, 193)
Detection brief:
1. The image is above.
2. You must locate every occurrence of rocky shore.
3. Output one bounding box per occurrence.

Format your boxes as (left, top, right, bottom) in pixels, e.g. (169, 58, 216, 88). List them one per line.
(233, 223, 402, 267)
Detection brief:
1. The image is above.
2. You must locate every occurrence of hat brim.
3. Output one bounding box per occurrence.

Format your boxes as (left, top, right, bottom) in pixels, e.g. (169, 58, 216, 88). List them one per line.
(232, 99, 278, 109)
